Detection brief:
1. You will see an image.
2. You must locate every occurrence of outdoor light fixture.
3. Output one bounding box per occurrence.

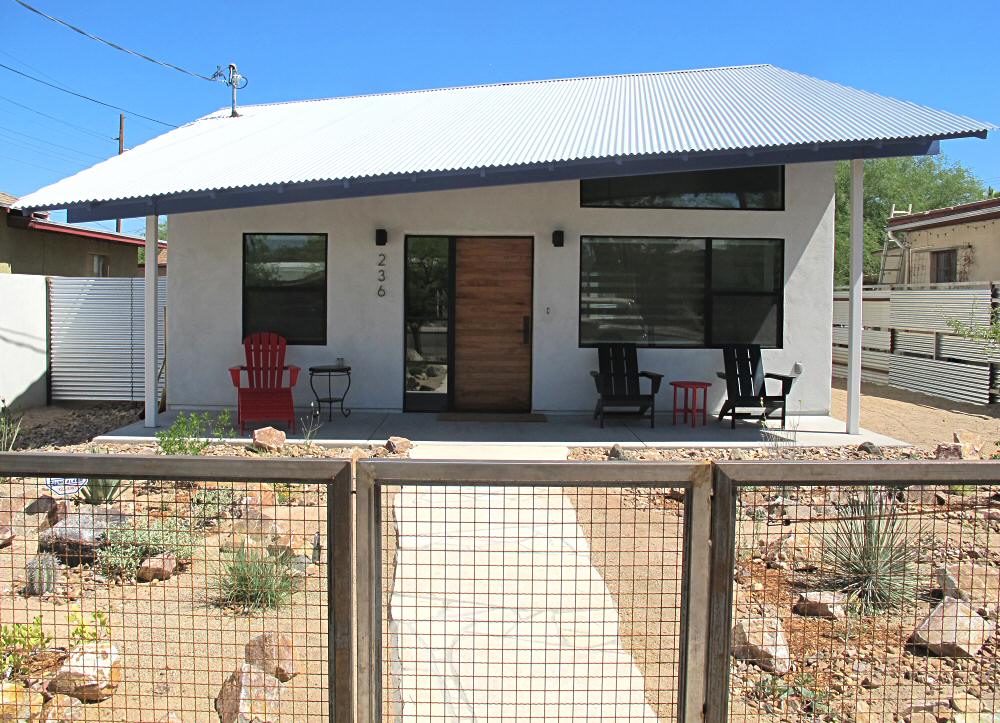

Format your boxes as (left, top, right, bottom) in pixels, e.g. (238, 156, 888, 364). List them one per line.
(375, 228, 388, 246)
(552, 230, 564, 248)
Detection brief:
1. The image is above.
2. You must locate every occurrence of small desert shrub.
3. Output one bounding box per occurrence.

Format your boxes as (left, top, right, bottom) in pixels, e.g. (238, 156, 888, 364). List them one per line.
(822, 488, 921, 612)
(0, 617, 51, 680)
(96, 519, 195, 579)
(79, 478, 130, 504)
(156, 410, 234, 455)
(0, 397, 21, 452)
(190, 488, 240, 527)
(68, 607, 110, 646)
(215, 548, 297, 610)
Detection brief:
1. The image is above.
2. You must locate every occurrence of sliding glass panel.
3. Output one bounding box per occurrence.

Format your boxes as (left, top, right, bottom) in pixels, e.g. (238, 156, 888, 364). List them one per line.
(580, 236, 705, 346)
(710, 295, 779, 346)
(405, 236, 450, 411)
(711, 239, 782, 293)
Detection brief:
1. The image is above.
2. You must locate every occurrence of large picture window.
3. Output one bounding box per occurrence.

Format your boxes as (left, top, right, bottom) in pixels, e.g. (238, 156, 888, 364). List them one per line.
(243, 233, 327, 345)
(580, 166, 784, 210)
(579, 236, 783, 348)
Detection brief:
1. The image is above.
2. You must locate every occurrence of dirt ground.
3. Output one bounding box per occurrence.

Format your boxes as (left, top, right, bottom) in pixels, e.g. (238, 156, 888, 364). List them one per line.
(12, 403, 143, 450)
(830, 377, 1000, 451)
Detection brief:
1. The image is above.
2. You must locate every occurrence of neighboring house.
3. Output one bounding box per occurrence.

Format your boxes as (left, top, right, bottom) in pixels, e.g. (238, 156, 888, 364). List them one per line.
(883, 197, 1000, 284)
(0, 191, 161, 276)
(136, 246, 167, 277)
(11, 65, 993, 418)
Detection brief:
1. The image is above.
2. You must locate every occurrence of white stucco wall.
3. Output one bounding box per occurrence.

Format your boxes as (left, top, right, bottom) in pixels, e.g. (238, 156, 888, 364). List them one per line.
(0, 273, 48, 410)
(167, 162, 835, 414)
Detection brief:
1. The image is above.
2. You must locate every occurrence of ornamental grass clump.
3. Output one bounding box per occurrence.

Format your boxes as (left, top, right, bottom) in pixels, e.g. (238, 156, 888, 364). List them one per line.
(821, 488, 921, 612)
(215, 548, 297, 611)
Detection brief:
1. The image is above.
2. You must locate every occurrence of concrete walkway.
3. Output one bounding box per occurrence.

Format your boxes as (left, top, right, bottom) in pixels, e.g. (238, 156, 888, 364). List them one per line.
(388, 482, 657, 721)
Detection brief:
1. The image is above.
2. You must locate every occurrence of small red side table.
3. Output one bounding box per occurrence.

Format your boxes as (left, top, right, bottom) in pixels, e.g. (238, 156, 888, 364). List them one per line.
(670, 381, 712, 428)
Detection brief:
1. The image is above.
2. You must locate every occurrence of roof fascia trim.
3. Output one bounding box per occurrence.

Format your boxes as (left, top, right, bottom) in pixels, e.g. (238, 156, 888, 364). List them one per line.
(65, 137, 939, 223)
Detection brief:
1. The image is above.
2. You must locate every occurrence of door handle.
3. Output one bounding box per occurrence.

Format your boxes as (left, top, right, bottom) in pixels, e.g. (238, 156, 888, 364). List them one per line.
(522, 316, 531, 345)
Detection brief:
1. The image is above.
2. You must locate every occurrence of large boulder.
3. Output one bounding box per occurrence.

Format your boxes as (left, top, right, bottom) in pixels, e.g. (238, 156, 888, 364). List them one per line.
(38, 509, 129, 564)
(47, 642, 123, 702)
(793, 591, 848, 620)
(732, 607, 791, 674)
(32, 693, 85, 721)
(911, 599, 995, 658)
(252, 427, 285, 453)
(245, 633, 298, 682)
(936, 563, 1000, 612)
(215, 663, 283, 723)
(0, 681, 44, 721)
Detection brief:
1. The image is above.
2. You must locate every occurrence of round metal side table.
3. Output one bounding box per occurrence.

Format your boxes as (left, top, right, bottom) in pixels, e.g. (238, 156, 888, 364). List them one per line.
(308, 365, 352, 420)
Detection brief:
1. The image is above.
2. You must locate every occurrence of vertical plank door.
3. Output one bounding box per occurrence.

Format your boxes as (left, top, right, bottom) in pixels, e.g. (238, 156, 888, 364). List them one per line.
(453, 237, 533, 411)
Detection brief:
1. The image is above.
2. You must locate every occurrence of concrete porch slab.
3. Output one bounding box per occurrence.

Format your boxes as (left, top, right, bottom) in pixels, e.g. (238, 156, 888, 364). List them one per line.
(96, 410, 906, 450)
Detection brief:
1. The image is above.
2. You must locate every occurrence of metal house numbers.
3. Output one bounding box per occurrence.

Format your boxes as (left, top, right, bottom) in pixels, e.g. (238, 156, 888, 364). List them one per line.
(377, 252, 387, 297)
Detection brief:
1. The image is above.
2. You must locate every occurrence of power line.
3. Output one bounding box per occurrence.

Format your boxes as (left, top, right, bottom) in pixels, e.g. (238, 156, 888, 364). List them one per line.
(0, 132, 96, 167)
(0, 94, 111, 140)
(11, 0, 241, 87)
(0, 61, 177, 128)
(0, 124, 106, 160)
(0, 152, 73, 174)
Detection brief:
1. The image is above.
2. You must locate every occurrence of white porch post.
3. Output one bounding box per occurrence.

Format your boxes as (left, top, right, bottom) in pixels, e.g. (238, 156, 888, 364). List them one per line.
(144, 214, 159, 428)
(846, 159, 864, 435)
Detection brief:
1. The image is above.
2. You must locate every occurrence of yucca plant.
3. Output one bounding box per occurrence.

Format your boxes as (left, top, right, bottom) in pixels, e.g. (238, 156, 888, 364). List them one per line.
(821, 488, 921, 612)
(79, 478, 130, 504)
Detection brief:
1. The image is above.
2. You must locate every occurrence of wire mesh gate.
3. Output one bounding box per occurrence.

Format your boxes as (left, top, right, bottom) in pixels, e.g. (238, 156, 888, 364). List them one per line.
(706, 461, 1000, 723)
(0, 453, 352, 723)
(356, 460, 711, 722)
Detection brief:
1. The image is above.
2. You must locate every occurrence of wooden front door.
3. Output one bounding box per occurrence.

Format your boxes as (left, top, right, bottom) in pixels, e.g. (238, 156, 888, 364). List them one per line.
(453, 237, 533, 411)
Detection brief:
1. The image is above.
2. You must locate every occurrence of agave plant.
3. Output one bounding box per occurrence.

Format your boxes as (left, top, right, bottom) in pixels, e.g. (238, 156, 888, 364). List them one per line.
(821, 488, 921, 612)
(79, 478, 130, 505)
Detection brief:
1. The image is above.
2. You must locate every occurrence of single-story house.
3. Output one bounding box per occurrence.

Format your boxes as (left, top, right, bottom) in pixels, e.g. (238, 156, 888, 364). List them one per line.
(883, 197, 1000, 284)
(1, 191, 162, 277)
(11, 64, 994, 430)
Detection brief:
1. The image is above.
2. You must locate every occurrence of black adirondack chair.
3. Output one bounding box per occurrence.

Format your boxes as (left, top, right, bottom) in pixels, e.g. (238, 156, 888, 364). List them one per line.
(591, 343, 663, 428)
(717, 345, 797, 429)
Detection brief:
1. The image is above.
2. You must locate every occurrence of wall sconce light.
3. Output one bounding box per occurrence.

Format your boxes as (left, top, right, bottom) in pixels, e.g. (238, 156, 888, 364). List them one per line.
(375, 228, 388, 246)
(552, 230, 564, 248)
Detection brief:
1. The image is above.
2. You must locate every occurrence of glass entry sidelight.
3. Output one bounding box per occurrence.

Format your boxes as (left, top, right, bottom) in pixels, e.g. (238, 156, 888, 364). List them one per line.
(404, 237, 451, 411)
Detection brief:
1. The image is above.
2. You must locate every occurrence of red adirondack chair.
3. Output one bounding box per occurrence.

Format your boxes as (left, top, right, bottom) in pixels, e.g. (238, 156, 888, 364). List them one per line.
(228, 332, 300, 434)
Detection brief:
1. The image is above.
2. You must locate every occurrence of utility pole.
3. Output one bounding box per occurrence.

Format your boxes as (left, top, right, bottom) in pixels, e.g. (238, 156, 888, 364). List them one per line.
(115, 113, 124, 233)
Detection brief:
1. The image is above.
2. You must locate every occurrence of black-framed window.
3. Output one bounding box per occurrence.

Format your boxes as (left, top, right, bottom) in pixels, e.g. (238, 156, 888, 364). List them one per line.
(931, 249, 957, 283)
(243, 233, 327, 345)
(580, 166, 784, 210)
(579, 236, 783, 348)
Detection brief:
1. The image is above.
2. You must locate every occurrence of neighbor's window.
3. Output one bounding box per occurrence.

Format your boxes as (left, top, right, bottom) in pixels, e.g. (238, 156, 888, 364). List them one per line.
(931, 249, 957, 284)
(243, 233, 327, 345)
(580, 166, 784, 210)
(579, 236, 783, 348)
(90, 254, 110, 277)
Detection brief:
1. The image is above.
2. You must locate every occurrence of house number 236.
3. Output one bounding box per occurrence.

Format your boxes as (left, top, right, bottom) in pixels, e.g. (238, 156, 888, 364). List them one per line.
(376, 253, 387, 297)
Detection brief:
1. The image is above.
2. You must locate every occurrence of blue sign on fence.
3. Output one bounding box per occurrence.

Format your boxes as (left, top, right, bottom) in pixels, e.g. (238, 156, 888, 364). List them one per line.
(44, 477, 88, 497)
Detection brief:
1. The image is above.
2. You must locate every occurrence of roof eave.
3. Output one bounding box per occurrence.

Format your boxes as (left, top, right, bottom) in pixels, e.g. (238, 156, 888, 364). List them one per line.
(19, 134, 967, 223)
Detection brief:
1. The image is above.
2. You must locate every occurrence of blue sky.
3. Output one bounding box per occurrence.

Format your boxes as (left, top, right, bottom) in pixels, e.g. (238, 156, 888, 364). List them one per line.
(1, 0, 997, 236)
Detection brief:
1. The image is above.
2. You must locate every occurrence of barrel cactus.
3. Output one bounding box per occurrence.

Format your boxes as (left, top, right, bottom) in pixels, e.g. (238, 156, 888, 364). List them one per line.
(24, 553, 60, 596)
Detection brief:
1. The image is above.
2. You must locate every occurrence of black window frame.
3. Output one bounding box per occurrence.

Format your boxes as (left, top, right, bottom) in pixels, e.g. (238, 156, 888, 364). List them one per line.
(577, 235, 784, 349)
(242, 232, 328, 346)
(580, 165, 785, 211)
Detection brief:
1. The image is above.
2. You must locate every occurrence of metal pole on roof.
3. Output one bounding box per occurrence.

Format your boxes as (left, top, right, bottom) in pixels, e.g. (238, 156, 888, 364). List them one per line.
(115, 114, 124, 233)
(229, 64, 240, 117)
(144, 214, 159, 428)
(846, 159, 864, 435)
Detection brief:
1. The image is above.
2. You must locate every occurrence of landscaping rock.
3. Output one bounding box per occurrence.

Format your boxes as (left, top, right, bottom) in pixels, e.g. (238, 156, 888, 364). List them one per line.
(0, 501, 13, 548)
(732, 607, 791, 674)
(857, 440, 883, 457)
(952, 694, 984, 714)
(33, 693, 85, 722)
(607, 443, 628, 460)
(285, 555, 318, 578)
(384, 436, 412, 455)
(911, 599, 995, 658)
(0, 681, 44, 722)
(138, 552, 178, 582)
(23, 494, 57, 516)
(47, 642, 123, 702)
(0, 524, 12, 549)
(38, 508, 129, 564)
(793, 591, 848, 620)
(215, 663, 283, 723)
(38, 500, 68, 532)
(252, 427, 285, 453)
(245, 633, 298, 682)
(955, 430, 987, 460)
(935, 442, 966, 460)
(936, 563, 1000, 610)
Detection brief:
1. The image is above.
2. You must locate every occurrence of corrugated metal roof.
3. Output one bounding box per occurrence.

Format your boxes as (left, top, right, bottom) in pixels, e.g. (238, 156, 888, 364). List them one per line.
(14, 64, 994, 215)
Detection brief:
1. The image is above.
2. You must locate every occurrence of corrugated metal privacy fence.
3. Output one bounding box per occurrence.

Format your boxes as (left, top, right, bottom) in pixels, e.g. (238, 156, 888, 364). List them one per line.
(48, 276, 166, 401)
(832, 282, 998, 404)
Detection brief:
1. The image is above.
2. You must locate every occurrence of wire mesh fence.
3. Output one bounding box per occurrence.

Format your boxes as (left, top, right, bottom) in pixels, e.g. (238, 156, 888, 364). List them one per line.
(723, 475, 1000, 722)
(375, 480, 689, 722)
(0, 456, 350, 723)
